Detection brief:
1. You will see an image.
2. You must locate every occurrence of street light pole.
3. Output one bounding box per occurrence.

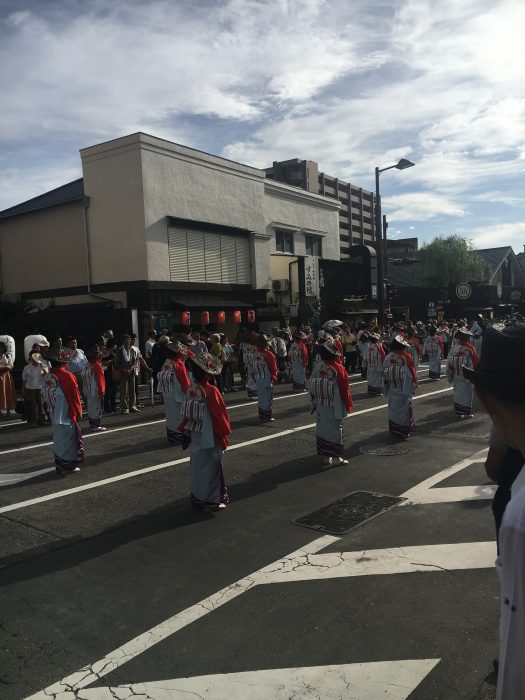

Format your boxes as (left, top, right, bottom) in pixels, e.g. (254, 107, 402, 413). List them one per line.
(374, 158, 415, 326)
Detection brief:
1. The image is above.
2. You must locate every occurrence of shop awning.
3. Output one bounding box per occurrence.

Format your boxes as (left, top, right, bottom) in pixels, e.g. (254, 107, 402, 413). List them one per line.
(171, 298, 253, 309)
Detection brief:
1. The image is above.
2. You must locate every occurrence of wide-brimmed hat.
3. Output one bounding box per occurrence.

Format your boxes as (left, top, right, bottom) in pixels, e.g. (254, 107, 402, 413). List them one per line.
(369, 333, 381, 342)
(293, 330, 307, 340)
(189, 352, 223, 375)
(463, 325, 525, 400)
(390, 334, 410, 350)
(253, 334, 270, 348)
(322, 336, 341, 356)
(42, 345, 74, 364)
(322, 319, 343, 329)
(455, 328, 472, 340)
(166, 340, 184, 355)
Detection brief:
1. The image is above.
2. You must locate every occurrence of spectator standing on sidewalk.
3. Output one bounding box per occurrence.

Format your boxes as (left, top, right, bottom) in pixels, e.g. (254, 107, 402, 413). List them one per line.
(22, 351, 48, 426)
(114, 335, 141, 413)
(341, 325, 357, 373)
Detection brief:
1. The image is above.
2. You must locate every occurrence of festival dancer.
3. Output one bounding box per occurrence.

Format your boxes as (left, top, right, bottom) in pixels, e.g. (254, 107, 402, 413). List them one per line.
(288, 330, 309, 391)
(179, 353, 231, 512)
(422, 326, 443, 380)
(82, 347, 107, 431)
(308, 337, 353, 467)
(157, 341, 191, 445)
(251, 334, 278, 422)
(362, 333, 386, 396)
(446, 328, 479, 418)
(41, 345, 85, 475)
(383, 335, 418, 439)
(406, 328, 422, 373)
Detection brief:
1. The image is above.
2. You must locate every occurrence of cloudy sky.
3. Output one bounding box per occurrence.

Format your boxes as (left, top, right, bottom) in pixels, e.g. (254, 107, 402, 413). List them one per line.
(1, 0, 524, 251)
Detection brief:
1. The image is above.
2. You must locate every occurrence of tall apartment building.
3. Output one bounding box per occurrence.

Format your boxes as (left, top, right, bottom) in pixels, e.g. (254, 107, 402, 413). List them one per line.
(264, 158, 377, 258)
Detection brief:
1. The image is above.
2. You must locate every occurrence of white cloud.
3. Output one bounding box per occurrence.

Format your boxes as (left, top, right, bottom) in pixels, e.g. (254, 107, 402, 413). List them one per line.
(385, 192, 465, 222)
(467, 222, 525, 252)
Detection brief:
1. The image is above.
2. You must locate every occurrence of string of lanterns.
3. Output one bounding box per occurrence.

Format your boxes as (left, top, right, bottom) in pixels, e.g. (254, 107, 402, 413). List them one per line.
(180, 309, 255, 326)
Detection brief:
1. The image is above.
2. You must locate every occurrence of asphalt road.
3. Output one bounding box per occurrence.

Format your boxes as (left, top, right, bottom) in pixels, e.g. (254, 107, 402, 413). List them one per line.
(0, 368, 499, 699)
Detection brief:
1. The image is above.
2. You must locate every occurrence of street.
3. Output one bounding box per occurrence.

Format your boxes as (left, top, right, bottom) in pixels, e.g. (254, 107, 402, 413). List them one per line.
(0, 368, 499, 699)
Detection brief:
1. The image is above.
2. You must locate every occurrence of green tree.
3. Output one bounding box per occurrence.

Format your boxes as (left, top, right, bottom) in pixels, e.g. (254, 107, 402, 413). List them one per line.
(416, 235, 489, 287)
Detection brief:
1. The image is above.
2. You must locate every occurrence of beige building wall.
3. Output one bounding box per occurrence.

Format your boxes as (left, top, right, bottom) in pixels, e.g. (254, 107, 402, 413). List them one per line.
(80, 136, 148, 284)
(0, 201, 86, 295)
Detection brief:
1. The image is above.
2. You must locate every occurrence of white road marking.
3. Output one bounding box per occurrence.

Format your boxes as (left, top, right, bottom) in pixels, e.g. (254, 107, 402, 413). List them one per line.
(0, 368, 435, 454)
(0, 386, 453, 513)
(75, 659, 441, 700)
(400, 448, 492, 505)
(0, 468, 55, 486)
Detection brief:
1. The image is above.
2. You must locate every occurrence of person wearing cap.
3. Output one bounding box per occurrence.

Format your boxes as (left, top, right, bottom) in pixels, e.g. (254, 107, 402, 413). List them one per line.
(288, 330, 309, 391)
(422, 326, 444, 381)
(308, 336, 353, 466)
(462, 325, 525, 699)
(362, 333, 386, 396)
(445, 328, 479, 418)
(22, 350, 48, 426)
(81, 347, 107, 431)
(405, 328, 422, 374)
(251, 334, 278, 421)
(383, 335, 418, 439)
(41, 345, 85, 475)
(157, 341, 190, 446)
(179, 352, 231, 511)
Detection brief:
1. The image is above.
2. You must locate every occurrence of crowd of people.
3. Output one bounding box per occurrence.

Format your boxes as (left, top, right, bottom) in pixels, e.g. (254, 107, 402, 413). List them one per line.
(3, 314, 525, 697)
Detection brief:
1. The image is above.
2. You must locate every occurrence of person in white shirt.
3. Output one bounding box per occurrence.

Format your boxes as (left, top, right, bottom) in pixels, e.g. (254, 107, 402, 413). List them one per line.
(145, 330, 157, 361)
(464, 325, 525, 699)
(22, 351, 49, 426)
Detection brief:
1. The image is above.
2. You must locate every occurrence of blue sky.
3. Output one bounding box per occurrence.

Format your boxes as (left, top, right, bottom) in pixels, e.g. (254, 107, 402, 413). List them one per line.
(1, 0, 524, 251)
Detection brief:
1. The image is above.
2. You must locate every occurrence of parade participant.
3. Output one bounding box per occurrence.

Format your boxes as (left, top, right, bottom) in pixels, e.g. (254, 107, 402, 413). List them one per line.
(179, 352, 231, 511)
(82, 347, 107, 431)
(437, 322, 450, 358)
(357, 323, 372, 375)
(157, 340, 190, 446)
(446, 328, 479, 418)
(462, 325, 525, 699)
(383, 335, 418, 439)
(406, 328, 422, 373)
(41, 345, 84, 475)
(308, 337, 353, 466)
(0, 341, 17, 420)
(389, 322, 406, 342)
(252, 334, 278, 422)
(22, 351, 48, 426)
(288, 330, 309, 391)
(362, 333, 385, 396)
(243, 337, 259, 400)
(65, 336, 88, 398)
(271, 329, 288, 384)
(422, 326, 443, 380)
(470, 315, 484, 356)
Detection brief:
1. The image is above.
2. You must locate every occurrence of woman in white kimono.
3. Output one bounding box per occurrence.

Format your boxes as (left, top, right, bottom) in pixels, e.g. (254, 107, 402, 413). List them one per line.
(446, 328, 479, 418)
(81, 347, 107, 431)
(41, 346, 85, 475)
(362, 333, 385, 396)
(157, 341, 190, 445)
(308, 337, 353, 466)
(179, 353, 231, 512)
(288, 330, 309, 391)
(383, 335, 418, 439)
(422, 327, 443, 380)
(243, 341, 259, 399)
(251, 335, 278, 422)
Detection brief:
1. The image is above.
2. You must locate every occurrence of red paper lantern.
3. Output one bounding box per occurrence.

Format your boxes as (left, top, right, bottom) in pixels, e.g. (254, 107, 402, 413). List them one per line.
(247, 309, 255, 324)
(217, 310, 226, 324)
(181, 311, 191, 326)
(201, 310, 210, 325)
(233, 310, 242, 324)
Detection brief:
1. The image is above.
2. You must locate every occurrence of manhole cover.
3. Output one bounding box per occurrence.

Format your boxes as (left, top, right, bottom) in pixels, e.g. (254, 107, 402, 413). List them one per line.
(293, 491, 405, 535)
(359, 444, 409, 456)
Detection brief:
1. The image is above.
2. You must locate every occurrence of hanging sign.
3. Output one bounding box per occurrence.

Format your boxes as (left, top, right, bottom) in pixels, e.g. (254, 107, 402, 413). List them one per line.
(456, 283, 472, 300)
(304, 256, 320, 298)
(247, 309, 256, 324)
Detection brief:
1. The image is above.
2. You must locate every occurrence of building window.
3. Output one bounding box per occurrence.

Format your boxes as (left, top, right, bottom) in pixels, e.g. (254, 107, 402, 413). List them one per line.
(305, 235, 322, 257)
(276, 230, 294, 254)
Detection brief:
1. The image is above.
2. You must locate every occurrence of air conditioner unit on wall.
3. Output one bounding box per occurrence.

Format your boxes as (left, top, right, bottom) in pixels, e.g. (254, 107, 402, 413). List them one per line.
(272, 279, 290, 292)
(288, 303, 299, 316)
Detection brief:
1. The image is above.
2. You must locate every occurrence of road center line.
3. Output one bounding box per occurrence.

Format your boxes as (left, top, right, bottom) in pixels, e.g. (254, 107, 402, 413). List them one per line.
(0, 386, 452, 515)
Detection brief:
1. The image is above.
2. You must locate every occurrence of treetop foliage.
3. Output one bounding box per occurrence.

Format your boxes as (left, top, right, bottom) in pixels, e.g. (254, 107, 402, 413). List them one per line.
(416, 235, 490, 288)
